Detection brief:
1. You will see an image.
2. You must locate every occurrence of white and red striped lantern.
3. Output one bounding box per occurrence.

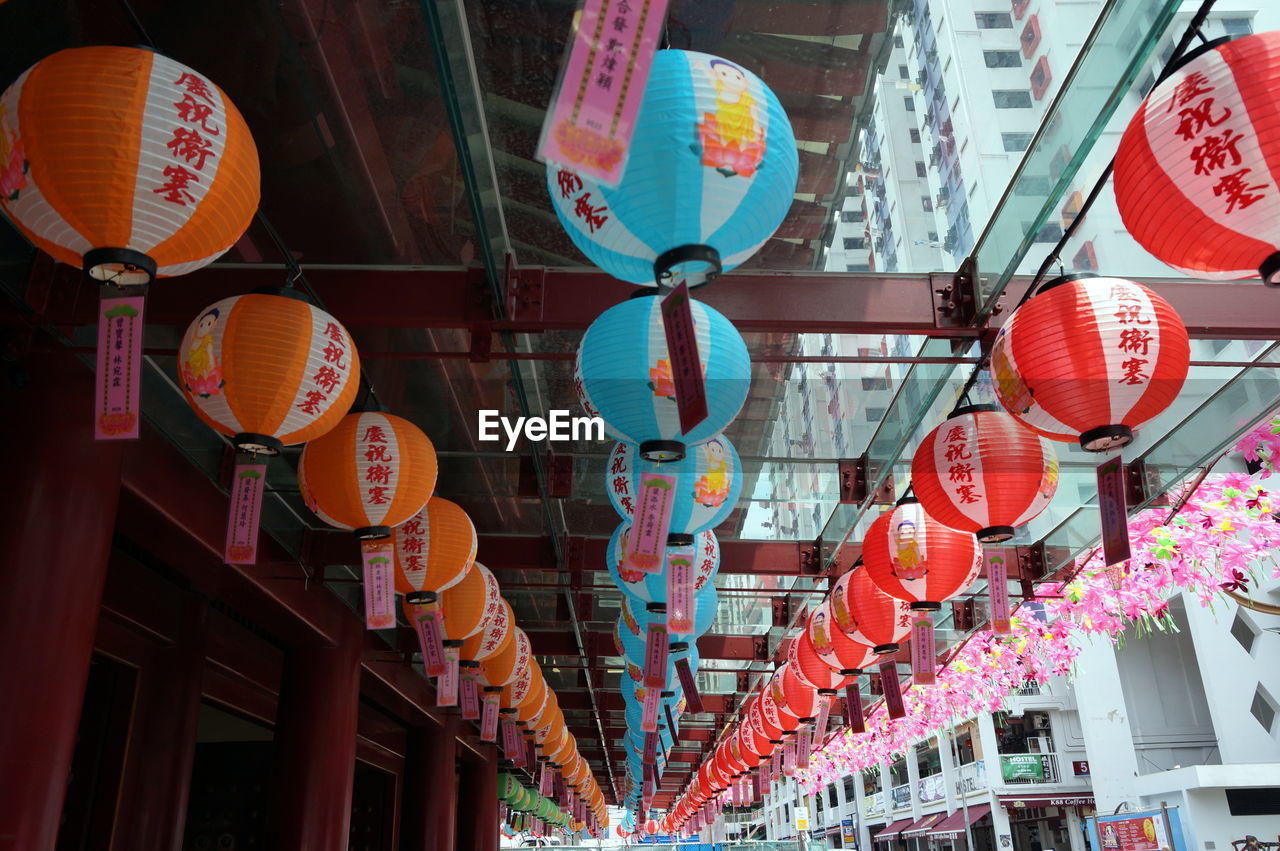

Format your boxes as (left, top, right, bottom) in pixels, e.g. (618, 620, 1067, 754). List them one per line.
(1115, 31, 1280, 285)
(911, 404, 1059, 542)
(990, 275, 1190, 451)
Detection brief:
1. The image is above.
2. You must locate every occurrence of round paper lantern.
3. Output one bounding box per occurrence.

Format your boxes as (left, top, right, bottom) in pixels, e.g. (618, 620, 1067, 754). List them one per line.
(0, 47, 259, 283)
(576, 294, 749, 461)
(177, 292, 359, 453)
(605, 436, 742, 534)
(607, 523, 720, 605)
(460, 598, 514, 663)
(830, 567, 913, 654)
(1114, 32, 1280, 284)
(912, 404, 1059, 542)
(990, 274, 1191, 451)
(481, 628, 531, 688)
(434, 562, 498, 640)
(862, 501, 981, 611)
(790, 628, 849, 692)
(393, 497, 477, 603)
(546, 50, 797, 287)
(297, 410, 438, 538)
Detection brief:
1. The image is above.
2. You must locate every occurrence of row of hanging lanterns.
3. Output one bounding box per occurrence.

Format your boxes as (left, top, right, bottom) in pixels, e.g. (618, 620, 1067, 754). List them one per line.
(549, 45, 799, 834)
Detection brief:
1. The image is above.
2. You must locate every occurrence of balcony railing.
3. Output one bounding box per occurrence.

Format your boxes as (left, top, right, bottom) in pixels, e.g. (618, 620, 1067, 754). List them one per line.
(890, 783, 912, 810)
(954, 760, 989, 796)
(1014, 680, 1042, 696)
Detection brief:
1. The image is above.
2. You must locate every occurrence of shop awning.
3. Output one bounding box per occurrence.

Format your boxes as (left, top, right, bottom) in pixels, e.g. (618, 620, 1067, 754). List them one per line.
(874, 818, 916, 842)
(902, 813, 947, 835)
(927, 804, 992, 839)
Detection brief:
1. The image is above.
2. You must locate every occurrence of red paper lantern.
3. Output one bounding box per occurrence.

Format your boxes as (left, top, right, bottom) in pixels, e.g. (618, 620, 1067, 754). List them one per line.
(911, 404, 1059, 542)
(777, 664, 818, 720)
(862, 501, 981, 610)
(1114, 31, 1280, 285)
(830, 567, 913, 654)
(790, 626, 849, 693)
(808, 599, 876, 674)
(990, 274, 1190, 451)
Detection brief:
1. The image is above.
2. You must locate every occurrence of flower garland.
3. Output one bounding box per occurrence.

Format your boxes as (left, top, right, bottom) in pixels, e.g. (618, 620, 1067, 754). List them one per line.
(1234, 409, 1280, 478)
(799, 472, 1280, 793)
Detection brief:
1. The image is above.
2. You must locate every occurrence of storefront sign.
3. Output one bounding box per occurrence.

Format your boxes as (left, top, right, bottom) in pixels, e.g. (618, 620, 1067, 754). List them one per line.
(795, 806, 810, 831)
(1000, 754, 1045, 782)
(843, 818, 857, 843)
(1006, 794, 1095, 808)
(1098, 814, 1169, 851)
(891, 784, 912, 808)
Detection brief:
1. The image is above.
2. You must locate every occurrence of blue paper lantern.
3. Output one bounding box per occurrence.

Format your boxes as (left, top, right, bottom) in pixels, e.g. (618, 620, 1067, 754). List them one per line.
(547, 50, 798, 287)
(606, 523, 720, 605)
(605, 437, 742, 535)
(576, 293, 749, 460)
(617, 613, 703, 680)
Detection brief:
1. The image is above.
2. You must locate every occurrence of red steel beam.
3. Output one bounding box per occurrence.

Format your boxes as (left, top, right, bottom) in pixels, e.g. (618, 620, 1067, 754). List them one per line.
(28, 262, 1280, 340)
(525, 630, 765, 661)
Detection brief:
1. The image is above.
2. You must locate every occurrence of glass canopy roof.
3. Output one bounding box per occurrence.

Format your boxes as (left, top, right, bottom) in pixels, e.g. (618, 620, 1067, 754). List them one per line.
(1, 0, 1277, 809)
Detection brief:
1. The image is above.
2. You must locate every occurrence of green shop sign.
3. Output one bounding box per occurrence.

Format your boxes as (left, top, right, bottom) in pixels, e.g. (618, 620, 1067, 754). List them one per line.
(1000, 755, 1045, 781)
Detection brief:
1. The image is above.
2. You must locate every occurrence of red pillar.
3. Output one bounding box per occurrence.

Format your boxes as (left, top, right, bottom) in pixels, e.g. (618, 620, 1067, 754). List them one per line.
(268, 616, 363, 851)
(0, 353, 124, 851)
(462, 745, 499, 851)
(401, 717, 458, 850)
(111, 595, 207, 851)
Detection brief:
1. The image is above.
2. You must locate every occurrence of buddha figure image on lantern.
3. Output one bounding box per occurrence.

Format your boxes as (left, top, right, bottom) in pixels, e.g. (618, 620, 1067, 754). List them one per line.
(0, 104, 27, 201)
(695, 439, 731, 507)
(893, 519, 927, 580)
(991, 328, 1034, 414)
(697, 58, 766, 178)
(811, 609, 831, 653)
(181, 307, 224, 397)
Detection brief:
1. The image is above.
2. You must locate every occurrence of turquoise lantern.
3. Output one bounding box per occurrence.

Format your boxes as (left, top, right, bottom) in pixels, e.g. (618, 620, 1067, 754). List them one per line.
(605, 436, 742, 534)
(606, 523, 720, 605)
(576, 293, 749, 461)
(547, 50, 798, 287)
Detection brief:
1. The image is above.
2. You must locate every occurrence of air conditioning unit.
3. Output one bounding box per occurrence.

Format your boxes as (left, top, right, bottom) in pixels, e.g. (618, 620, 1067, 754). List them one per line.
(1031, 715, 1052, 731)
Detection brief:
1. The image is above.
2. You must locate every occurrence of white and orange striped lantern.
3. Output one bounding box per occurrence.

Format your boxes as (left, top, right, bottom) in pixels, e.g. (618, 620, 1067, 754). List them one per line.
(178, 290, 359, 564)
(990, 275, 1190, 452)
(299, 410, 438, 629)
(1114, 31, 1280, 285)
(911, 404, 1059, 542)
(0, 46, 259, 283)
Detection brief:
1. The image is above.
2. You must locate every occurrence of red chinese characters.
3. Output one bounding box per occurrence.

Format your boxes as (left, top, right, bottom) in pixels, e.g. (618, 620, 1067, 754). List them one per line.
(298, 322, 351, 417)
(154, 70, 222, 206)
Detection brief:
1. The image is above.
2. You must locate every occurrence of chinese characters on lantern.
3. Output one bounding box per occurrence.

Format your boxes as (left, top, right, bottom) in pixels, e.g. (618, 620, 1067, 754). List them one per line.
(1168, 71, 1269, 213)
(398, 515, 427, 588)
(941, 423, 983, 505)
(154, 72, 222, 207)
(360, 422, 394, 508)
(298, 323, 351, 418)
(538, 0, 670, 184)
(610, 442, 634, 513)
(1111, 282, 1153, 388)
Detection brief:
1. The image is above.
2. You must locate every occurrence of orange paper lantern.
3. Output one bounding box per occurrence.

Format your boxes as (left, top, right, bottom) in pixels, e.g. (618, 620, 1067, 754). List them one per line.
(0, 47, 259, 283)
(480, 627, 531, 688)
(393, 496, 477, 604)
(177, 292, 359, 452)
(434, 562, 498, 639)
(460, 598, 514, 663)
(298, 410, 438, 538)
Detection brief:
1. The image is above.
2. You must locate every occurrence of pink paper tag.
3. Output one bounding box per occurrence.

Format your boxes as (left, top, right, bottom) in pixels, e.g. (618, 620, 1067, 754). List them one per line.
(814, 693, 831, 744)
(760, 757, 770, 788)
(912, 616, 936, 685)
(675, 655, 703, 713)
(629, 473, 676, 573)
(880, 659, 906, 719)
(361, 540, 396, 630)
(95, 293, 145, 441)
(437, 644, 460, 707)
(846, 682, 865, 733)
(661, 283, 709, 433)
(641, 687, 661, 732)
(1097, 456, 1132, 567)
(783, 740, 796, 777)
(540, 762, 553, 796)
(536, 0, 669, 186)
(987, 551, 1012, 634)
(797, 728, 812, 769)
(414, 607, 446, 675)
(501, 716, 519, 758)
(666, 550, 694, 633)
(224, 459, 267, 564)
(643, 772, 655, 802)
(643, 623, 668, 688)
(480, 692, 500, 741)
(460, 671, 480, 719)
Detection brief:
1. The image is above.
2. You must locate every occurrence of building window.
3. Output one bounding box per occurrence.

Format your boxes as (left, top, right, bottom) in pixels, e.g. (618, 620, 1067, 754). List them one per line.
(847, 263, 871, 272)
(928, 231, 939, 242)
(841, 210, 866, 223)
(915, 161, 928, 178)
(904, 96, 916, 112)
(894, 34, 905, 48)
(843, 237, 866, 250)
(909, 128, 921, 143)
(1251, 686, 1277, 733)
(976, 12, 1013, 28)
(1034, 222, 1063, 243)
(1221, 17, 1253, 36)
(922, 196, 933, 212)
(1231, 611, 1257, 653)
(994, 90, 1033, 108)
(1030, 55, 1053, 100)
(866, 406, 887, 422)
(1014, 175, 1052, 196)
(1072, 241, 1099, 272)
(1021, 15, 1042, 58)
(899, 64, 910, 79)
(1003, 132, 1034, 151)
(984, 50, 1023, 68)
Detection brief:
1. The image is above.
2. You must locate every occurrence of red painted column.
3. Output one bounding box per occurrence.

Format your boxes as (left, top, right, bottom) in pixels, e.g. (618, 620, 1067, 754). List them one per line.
(111, 595, 208, 851)
(464, 744, 500, 851)
(267, 616, 363, 851)
(401, 717, 458, 850)
(0, 353, 124, 851)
